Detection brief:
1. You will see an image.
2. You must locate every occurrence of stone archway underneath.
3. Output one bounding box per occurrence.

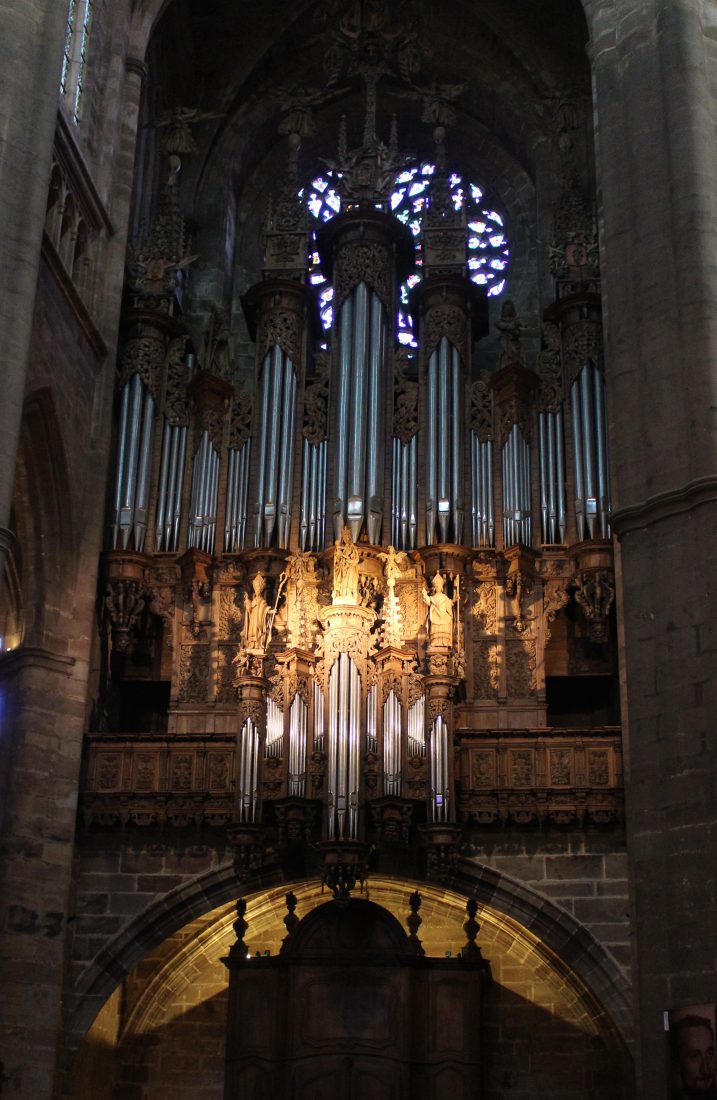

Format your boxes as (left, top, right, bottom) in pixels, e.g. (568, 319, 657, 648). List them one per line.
(66, 872, 633, 1100)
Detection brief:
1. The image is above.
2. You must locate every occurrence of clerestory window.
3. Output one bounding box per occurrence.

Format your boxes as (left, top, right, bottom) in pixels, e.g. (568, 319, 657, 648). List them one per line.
(60, 0, 93, 125)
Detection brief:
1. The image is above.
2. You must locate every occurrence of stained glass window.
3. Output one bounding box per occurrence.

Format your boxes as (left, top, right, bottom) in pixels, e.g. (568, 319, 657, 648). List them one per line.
(60, 0, 93, 125)
(300, 162, 510, 340)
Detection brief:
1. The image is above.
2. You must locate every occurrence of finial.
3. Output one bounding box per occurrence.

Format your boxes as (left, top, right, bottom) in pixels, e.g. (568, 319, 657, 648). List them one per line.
(406, 890, 425, 955)
(284, 891, 300, 938)
(227, 897, 250, 961)
(459, 897, 484, 960)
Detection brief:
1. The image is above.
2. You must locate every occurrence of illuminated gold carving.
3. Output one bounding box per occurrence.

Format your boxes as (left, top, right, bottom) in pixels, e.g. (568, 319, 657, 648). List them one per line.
(331, 525, 361, 605)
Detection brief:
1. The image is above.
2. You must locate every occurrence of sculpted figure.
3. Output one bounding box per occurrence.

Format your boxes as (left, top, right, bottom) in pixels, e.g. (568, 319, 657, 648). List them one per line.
(241, 574, 270, 652)
(332, 525, 360, 604)
(422, 572, 456, 648)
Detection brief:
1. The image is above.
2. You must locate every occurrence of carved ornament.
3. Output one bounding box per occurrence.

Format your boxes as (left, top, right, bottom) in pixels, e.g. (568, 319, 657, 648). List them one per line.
(470, 372, 493, 441)
(423, 303, 465, 362)
(303, 351, 330, 445)
(257, 307, 302, 370)
(334, 240, 392, 310)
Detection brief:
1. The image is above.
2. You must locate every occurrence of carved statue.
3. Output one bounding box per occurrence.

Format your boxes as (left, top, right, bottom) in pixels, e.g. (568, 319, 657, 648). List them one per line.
(332, 526, 360, 604)
(422, 572, 456, 648)
(497, 299, 522, 370)
(241, 574, 271, 653)
(379, 545, 408, 648)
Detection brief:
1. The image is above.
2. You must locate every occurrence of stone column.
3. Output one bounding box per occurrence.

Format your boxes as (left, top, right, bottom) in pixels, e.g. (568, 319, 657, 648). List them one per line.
(588, 1, 717, 1094)
(0, 0, 69, 570)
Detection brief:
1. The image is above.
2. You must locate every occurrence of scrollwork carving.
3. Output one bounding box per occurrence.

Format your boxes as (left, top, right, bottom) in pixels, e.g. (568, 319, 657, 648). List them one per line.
(119, 337, 165, 400)
(165, 335, 190, 426)
(229, 384, 252, 451)
(257, 307, 302, 369)
(334, 241, 391, 310)
(536, 322, 563, 413)
(423, 303, 465, 362)
(574, 568, 614, 643)
(393, 349, 418, 443)
(470, 372, 493, 441)
(303, 351, 330, 444)
(562, 320, 603, 384)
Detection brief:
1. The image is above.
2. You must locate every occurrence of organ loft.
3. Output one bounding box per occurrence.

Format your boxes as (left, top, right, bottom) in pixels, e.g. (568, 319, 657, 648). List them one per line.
(97, 66, 619, 885)
(2, 1, 716, 1098)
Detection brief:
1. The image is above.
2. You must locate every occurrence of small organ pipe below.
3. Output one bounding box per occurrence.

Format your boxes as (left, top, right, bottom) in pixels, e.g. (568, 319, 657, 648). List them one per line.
(237, 717, 260, 823)
(313, 682, 325, 753)
(327, 653, 362, 841)
(366, 683, 378, 753)
(265, 697, 283, 758)
(429, 715, 450, 822)
(383, 690, 401, 796)
(288, 694, 308, 797)
(407, 695, 426, 757)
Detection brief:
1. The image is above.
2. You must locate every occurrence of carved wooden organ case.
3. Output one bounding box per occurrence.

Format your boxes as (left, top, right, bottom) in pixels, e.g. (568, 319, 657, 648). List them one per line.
(92, 112, 622, 881)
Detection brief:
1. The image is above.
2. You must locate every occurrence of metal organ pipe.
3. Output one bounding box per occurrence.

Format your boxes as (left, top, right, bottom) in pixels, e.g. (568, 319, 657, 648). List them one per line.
(383, 690, 401, 796)
(502, 424, 532, 547)
(571, 364, 611, 539)
(188, 431, 220, 552)
(237, 718, 260, 823)
(334, 284, 387, 543)
(367, 683, 378, 753)
(471, 434, 494, 547)
(154, 421, 187, 552)
(224, 440, 251, 552)
(407, 695, 426, 757)
(429, 715, 449, 822)
(327, 654, 362, 841)
(112, 373, 156, 551)
(288, 694, 307, 797)
(313, 682, 325, 753)
(300, 437, 327, 552)
(426, 338, 464, 545)
(391, 434, 417, 550)
(538, 411, 566, 544)
(254, 345, 297, 549)
(265, 697, 283, 759)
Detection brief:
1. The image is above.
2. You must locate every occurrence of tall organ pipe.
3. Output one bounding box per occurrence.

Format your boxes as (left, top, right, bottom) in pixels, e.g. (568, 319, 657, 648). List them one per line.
(254, 345, 297, 549)
(426, 337, 463, 545)
(471, 433, 494, 547)
(188, 431, 220, 552)
(300, 438, 327, 552)
(224, 440, 251, 552)
(538, 411, 566, 544)
(112, 373, 156, 551)
(158, 423, 188, 552)
(392, 434, 417, 550)
(502, 424, 531, 547)
(571, 364, 611, 539)
(333, 284, 387, 542)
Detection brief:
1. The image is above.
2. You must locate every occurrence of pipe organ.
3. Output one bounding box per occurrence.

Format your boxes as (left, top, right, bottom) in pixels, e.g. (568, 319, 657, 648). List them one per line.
(99, 99, 621, 890)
